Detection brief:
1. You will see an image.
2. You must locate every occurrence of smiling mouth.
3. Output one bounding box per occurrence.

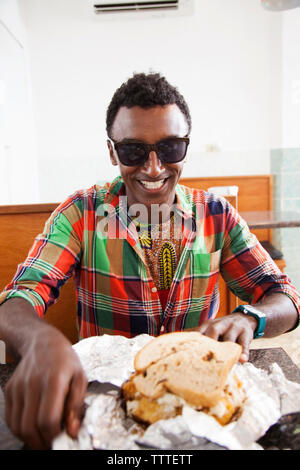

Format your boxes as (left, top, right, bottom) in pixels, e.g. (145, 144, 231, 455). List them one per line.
(139, 178, 167, 190)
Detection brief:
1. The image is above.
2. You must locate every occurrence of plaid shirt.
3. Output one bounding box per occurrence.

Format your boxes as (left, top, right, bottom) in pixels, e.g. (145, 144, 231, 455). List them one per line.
(1, 176, 299, 339)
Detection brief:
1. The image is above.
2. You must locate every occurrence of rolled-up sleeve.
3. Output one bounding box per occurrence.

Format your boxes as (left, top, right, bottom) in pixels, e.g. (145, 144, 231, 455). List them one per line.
(0, 197, 82, 317)
(220, 204, 300, 318)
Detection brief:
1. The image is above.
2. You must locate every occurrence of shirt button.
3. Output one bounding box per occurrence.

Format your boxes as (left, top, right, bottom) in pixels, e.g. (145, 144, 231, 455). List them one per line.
(152, 287, 157, 293)
(160, 325, 165, 333)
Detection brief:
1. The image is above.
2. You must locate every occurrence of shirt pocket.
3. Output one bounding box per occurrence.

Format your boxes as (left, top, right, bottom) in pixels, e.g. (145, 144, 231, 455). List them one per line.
(191, 249, 221, 301)
(192, 249, 221, 278)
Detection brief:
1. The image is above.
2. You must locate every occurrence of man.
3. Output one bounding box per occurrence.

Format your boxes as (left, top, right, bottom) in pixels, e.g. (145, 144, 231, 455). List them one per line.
(0, 72, 299, 449)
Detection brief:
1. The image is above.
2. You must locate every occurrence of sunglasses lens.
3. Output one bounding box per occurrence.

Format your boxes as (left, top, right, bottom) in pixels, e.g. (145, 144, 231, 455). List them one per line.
(116, 143, 148, 166)
(115, 138, 189, 166)
(157, 138, 187, 163)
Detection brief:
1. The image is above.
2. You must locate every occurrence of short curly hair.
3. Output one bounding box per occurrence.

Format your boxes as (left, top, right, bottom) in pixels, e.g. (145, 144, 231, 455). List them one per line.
(106, 72, 192, 138)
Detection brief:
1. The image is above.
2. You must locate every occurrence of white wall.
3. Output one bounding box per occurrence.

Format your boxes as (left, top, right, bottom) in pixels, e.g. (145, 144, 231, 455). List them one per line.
(0, 0, 39, 204)
(19, 0, 282, 203)
(281, 7, 300, 148)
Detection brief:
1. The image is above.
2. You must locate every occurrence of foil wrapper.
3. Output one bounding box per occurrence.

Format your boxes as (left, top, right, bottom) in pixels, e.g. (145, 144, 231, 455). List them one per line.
(52, 334, 300, 451)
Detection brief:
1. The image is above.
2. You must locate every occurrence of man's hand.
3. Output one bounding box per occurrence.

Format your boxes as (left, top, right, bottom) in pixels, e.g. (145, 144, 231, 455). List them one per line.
(197, 313, 257, 363)
(192, 294, 299, 363)
(4, 331, 88, 450)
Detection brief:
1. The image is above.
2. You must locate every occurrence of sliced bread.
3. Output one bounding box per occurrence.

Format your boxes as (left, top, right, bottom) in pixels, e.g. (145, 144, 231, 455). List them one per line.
(132, 331, 242, 408)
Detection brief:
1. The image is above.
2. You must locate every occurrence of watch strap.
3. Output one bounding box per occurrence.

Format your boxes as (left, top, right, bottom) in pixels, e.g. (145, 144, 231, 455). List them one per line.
(233, 304, 266, 338)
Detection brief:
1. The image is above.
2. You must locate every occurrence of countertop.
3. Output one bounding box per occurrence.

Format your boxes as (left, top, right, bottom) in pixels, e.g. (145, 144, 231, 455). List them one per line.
(240, 210, 300, 229)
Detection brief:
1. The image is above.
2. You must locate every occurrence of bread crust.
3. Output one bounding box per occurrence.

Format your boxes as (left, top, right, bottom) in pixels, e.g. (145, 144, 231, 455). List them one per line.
(134, 331, 241, 372)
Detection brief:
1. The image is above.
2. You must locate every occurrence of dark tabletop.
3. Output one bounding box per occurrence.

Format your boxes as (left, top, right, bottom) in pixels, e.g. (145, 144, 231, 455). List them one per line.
(239, 210, 300, 229)
(1, 347, 300, 450)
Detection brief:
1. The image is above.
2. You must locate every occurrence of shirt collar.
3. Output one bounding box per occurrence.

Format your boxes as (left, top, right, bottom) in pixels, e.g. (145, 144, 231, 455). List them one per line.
(103, 175, 124, 207)
(174, 183, 195, 220)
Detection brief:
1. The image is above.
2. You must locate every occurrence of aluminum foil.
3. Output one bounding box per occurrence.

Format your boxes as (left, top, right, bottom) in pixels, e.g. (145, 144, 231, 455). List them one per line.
(52, 334, 300, 451)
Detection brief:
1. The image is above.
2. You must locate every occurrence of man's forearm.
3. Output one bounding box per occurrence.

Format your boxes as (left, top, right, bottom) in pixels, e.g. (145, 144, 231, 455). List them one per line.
(0, 297, 60, 360)
(254, 292, 299, 337)
(0, 297, 87, 449)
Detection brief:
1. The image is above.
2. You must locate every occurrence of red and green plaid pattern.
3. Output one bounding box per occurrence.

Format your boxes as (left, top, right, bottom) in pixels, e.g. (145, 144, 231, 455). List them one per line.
(1, 176, 299, 339)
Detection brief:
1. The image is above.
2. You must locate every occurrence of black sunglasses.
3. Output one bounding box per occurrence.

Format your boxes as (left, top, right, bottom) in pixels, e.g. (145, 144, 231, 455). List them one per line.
(109, 136, 190, 167)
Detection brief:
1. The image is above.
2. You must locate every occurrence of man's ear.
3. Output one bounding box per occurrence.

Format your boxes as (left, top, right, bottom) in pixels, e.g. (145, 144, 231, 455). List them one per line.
(107, 139, 118, 166)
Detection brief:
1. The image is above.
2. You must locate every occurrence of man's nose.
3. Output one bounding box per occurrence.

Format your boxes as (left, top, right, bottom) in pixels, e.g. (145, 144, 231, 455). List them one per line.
(142, 151, 164, 177)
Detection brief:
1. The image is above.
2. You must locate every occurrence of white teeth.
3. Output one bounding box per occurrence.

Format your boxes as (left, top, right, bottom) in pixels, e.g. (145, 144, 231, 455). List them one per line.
(140, 179, 165, 189)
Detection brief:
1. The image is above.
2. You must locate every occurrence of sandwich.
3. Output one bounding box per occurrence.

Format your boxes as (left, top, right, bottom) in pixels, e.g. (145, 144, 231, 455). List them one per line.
(122, 331, 246, 426)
